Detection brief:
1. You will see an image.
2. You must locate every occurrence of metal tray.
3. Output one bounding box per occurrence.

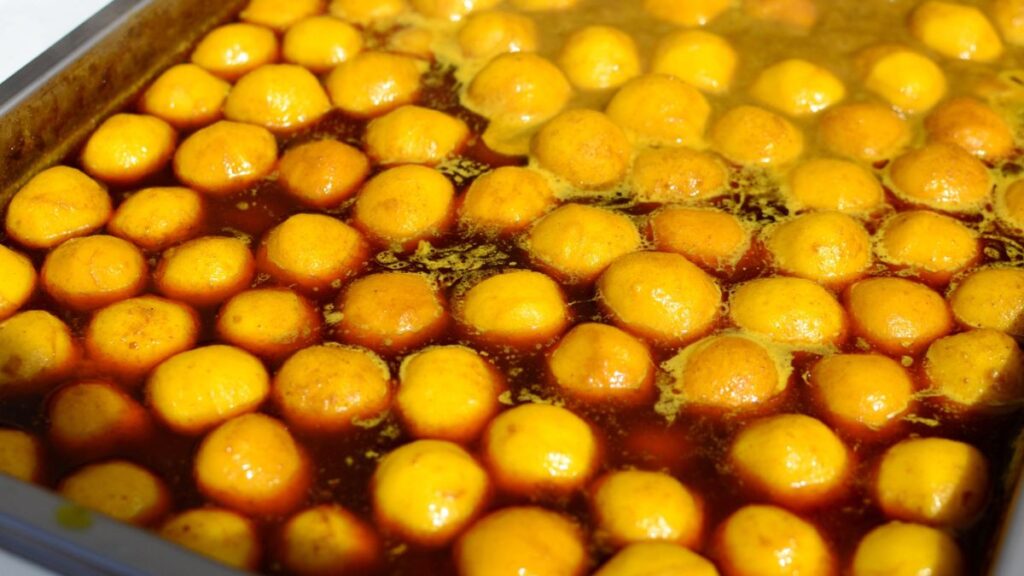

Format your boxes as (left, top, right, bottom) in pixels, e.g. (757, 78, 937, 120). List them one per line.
(0, 1, 1022, 574)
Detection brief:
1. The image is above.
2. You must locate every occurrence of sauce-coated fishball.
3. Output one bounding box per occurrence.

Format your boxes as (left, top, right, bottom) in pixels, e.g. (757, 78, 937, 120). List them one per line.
(155, 235, 255, 307)
(851, 521, 964, 576)
(272, 344, 391, 434)
(643, 0, 731, 26)
(455, 507, 586, 576)
(668, 333, 787, 412)
(4, 166, 111, 250)
(786, 158, 884, 214)
(386, 25, 436, 60)
(80, 113, 176, 185)
(591, 470, 703, 548)
(809, 354, 914, 436)
(526, 203, 640, 284)
(329, 0, 407, 24)
(353, 165, 454, 249)
(325, 51, 424, 118)
(279, 505, 380, 576)
(598, 251, 721, 347)
(0, 429, 43, 483)
(533, 109, 631, 189)
(606, 75, 710, 147)
(458, 166, 556, 234)
(651, 207, 749, 272)
(877, 210, 978, 282)
(336, 272, 448, 352)
(258, 213, 368, 292)
(48, 380, 150, 458)
(715, 505, 833, 576)
(160, 508, 262, 571)
(482, 403, 598, 497)
(60, 460, 170, 525)
(998, 179, 1024, 232)
(224, 64, 331, 133)
(0, 311, 77, 395)
(925, 97, 1014, 160)
(108, 187, 204, 251)
(217, 288, 321, 361)
(845, 277, 951, 356)
(548, 323, 655, 406)
(909, 1, 1003, 62)
(0, 245, 35, 321)
(874, 437, 988, 528)
(818, 103, 911, 162)
(240, 0, 324, 31)
(595, 542, 719, 576)
(729, 276, 847, 347)
(41, 235, 147, 311)
(765, 211, 871, 287)
(457, 270, 569, 346)
(139, 64, 231, 129)
(711, 105, 804, 166)
(743, 0, 819, 29)
(860, 46, 946, 113)
(994, 0, 1024, 45)
(651, 30, 737, 94)
(195, 413, 312, 516)
(191, 23, 279, 81)
(467, 52, 571, 127)
(173, 121, 278, 196)
(949, 267, 1024, 336)
(558, 25, 640, 91)
(924, 329, 1024, 411)
(458, 11, 537, 60)
(278, 140, 369, 210)
(364, 105, 470, 165)
(750, 59, 845, 116)
(373, 440, 489, 546)
(410, 0, 500, 20)
(630, 148, 728, 203)
(889, 143, 991, 213)
(396, 345, 504, 442)
(282, 16, 362, 73)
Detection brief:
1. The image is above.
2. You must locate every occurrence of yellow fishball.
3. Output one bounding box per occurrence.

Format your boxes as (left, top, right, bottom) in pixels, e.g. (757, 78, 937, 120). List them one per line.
(729, 277, 847, 347)
(387, 26, 435, 59)
(0, 245, 36, 321)
(173, 121, 278, 196)
(335, 272, 448, 353)
(533, 109, 631, 189)
(809, 353, 914, 436)
(458, 11, 537, 60)
(508, 0, 580, 10)
(109, 187, 204, 251)
(651, 207, 749, 272)
(924, 96, 1014, 160)
(851, 521, 964, 576)
(877, 210, 978, 282)
(457, 270, 569, 347)
(860, 46, 946, 113)
(875, 437, 988, 528)
(711, 105, 804, 167)
(482, 403, 598, 497)
(278, 140, 370, 210)
(5, 166, 111, 250)
(80, 113, 176, 186)
(373, 440, 490, 546)
(909, 1, 1003, 62)
(651, 30, 737, 94)
(548, 323, 655, 406)
(41, 235, 147, 311)
(329, 0, 407, 25)
(0, 311, 77, 395)
(750, 59, 845, 116)
(257, 213, 368, 293)
(155, 235, 255, 307)
(353, 165, 454, 249)
(845, 277, 951, 356)
(526, 203, 640, 284)
(217, 288, 321, 361)
(279, 505, 380, 576)
(743, 0, 819, 30)
(598, 251, 721, 347)
(591, 470, 703, 549)
(457, 166, 556, 235)
(818, 102, 912, 162)
(668, 333, 787, 412)
(410, 0, 500, 20)
(643, 0, 731, 26)
(715, 505, 833, 576)
(786, 158, 884, 214)
(364, 105, 470, 165)
(139, 64, 231, 129)
(889, 143, 991, 213)
(0, 429, 43, 483)
(999, 179, 1024, 231)
(60, 460, 170, 526)
(924, 328, 1024, 411)
(607, 75, 710, 147)
(47, 380, 151, 459)
(160, 508, 262, 571)
(240, 0, 324, 31)
(595, 542, 719, 576)
(949, 267, 1024, 336)
(224, 64, 331, 133)
(272, 344, 391, 434)
(396, 345, 504, 442)
(994, 0, 1024, 45)
(558, 25, 640, 91)
(631, 148, 728, 204)
(283, 16, 362, 73)
(455, 507, 586, 576)
(765, 212, 871, 287)
(190, 23, 279, 81)
(325, 51, 424, 118)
